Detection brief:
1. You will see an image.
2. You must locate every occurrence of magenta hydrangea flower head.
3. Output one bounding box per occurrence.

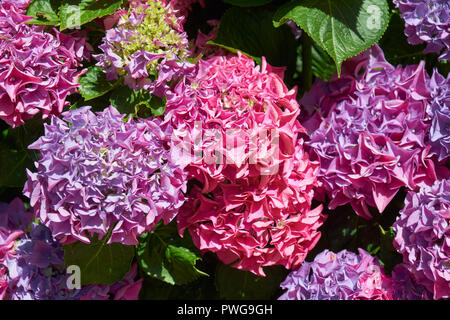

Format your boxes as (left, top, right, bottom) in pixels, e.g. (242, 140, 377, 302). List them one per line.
(95, 0, 191, 94)
(393, 178, 450, 300)
(23, 106, 187, 246)
(2, 0, 32, 11)
(304, 45, 437, 219)
(426, 70, 449, 162)
(279, 249, 393, 300)
(0, 2, 88, 127)
(393, 0, 450, 61)
(166, 53, 323, 276)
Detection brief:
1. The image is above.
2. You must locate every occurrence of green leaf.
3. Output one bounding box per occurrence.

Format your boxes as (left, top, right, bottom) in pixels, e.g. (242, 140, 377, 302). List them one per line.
(311, 42, 337, 81)
(215, 264, 286, 300)
(109, 86, 140, 115)
(273, 0, 390, 76)
(296, 41, 337, 82)
(147, 95, 166, 117)
(109, 86, 166, 117)
(209, 8, 297, 71)
(78, 66, 119, 101)
(59, 0, 123, 31)
(136, 223, 208, 286)
(0, 117, 43, 188)
(0, 146, 33, 188)
(63, 233, 135, 285)
(222, 0, 273, 7)
(26, 0, 60, 25)
(378, 225, 402, 273)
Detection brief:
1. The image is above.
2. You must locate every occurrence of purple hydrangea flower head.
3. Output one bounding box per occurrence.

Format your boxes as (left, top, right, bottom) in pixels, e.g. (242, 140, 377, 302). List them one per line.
(5, 223, 72, 300)
(5, 223, 143, 300)
(279, 249, 393, 300)
(390, 263, 433, 300)
(304, 45, 437, 219)
(426, 69, 450, 162)
(393, 178, 450, 300)
(95, 0, 192, 94)
(23, 106, 187, 246)
(393, 0, 450, 61)
(0, 2, 89, 127)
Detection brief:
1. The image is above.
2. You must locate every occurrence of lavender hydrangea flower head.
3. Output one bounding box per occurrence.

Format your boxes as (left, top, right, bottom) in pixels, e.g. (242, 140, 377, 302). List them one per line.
(426, 70, 449, 162)
(5, 222, 143, 300)
(279, 249, 393, 300)
(95, 0, 191, 94)
(23, 106, 187, 246)
(0, 2, 89, 127)
(393, 0, 450, 61)
(390, 264, 433, 300)
(0, 198, 31, 299)
(304, 45, 437, 219)
(5, 223, 73, 300)
(393, 178, 450, 300)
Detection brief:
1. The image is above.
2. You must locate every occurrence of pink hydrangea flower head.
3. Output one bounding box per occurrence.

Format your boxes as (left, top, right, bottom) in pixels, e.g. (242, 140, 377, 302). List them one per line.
(393, 0, 449, 61)
(2, 0, 32, 11)
(167, 53, 323, 276)
(0, 2, 88, 127)
(304, 45, 437, 219)
(23, 106, 187, 246)
(279, 249, 393, 300)
(393, 178, 450, 300)
(95, 0, 191, 93)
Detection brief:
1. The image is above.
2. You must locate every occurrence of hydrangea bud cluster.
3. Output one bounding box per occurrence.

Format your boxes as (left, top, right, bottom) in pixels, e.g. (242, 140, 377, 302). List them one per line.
(166, 53, 323, 276)
(23, 106, 187, 246)
(95, 0, 191, 93)
(393, 178, 450, 300)
(279, 249, 393, 300)
(393, 0, 450, 61)
(303, 45, 437, 219)
(0, 2, 88, 127)
(427, 70, 449, 162)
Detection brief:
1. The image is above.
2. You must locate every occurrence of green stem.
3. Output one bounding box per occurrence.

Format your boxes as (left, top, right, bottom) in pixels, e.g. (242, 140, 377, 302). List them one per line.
(301, 32, 313, 93)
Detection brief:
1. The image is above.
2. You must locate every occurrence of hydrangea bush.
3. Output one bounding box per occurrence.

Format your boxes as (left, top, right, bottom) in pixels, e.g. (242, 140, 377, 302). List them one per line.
(0, 0, 448, 301)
